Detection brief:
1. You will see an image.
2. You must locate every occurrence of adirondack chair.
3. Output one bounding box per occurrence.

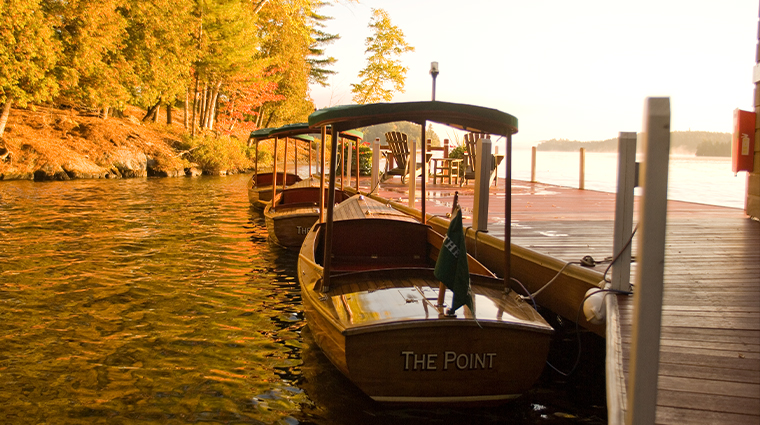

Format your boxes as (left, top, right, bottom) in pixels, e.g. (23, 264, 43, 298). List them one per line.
(462, 133, 504, 186)
(382, 132, 431, 184)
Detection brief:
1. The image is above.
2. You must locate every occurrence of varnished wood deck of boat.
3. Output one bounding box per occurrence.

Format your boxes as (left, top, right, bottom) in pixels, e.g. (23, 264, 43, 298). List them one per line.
(346, 176, 759, 424)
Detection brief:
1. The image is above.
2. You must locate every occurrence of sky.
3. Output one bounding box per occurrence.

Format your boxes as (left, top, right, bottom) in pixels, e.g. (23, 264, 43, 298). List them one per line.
(309, 0, 759, 147)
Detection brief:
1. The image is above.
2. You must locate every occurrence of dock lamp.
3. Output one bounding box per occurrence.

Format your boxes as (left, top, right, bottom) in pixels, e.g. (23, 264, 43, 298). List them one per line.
(430, 61, 439, 101)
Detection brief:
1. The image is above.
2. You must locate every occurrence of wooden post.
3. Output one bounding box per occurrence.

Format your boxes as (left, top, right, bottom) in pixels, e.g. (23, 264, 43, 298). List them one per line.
(271, 137, 279, 208)
(319, 127, 326, 223)
(322, 126, 339, 292)
(346, 140, 353, 182)
(421, 122, 427, 223)
(612, 132, 637, 292)
(340, 138, 345, 192)
(472, 137, 492, 232)
(531, 146, 537, 183)
(444, 138, 450, 157)
(355, 138, 360, 190)
(408, 138, 417, 208)
(626, 97, 670, 425)
(579, 147, 586, 190)
(308, 138, 312, 178)
(505, 134, 512, 287)
(283, 138, 289, 191)
(372, 138, 380, 190)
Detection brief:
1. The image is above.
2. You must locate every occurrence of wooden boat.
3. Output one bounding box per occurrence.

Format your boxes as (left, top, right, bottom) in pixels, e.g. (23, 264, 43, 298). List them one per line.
(261, 124, 363, 248)
(246, 126, 306, 209)
(297, 101, 555, 405)
(265, 184, 351, 248)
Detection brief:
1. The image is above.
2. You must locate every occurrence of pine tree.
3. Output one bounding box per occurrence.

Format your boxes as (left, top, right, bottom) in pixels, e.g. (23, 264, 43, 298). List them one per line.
(351, 8, 414, 104)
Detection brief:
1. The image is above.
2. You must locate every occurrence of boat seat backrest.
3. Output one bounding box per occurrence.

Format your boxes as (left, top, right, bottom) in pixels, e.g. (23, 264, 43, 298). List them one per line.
(257, 172, 302, 186)
(330, 219, 429, 271)
(280, 187, 349, 206)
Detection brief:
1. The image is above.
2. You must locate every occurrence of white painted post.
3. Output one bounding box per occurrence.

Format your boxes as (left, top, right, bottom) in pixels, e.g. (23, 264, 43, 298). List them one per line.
(346, 140, 353, 181)
(626, 97, 670, 425)
(372, 137, 380, 190)
(531, 146, 537, 183)
(408, 138, 417, 208)
(472, 137, 492, 232)
(579, 147, 586, 190)
(612, 132, 637, 292)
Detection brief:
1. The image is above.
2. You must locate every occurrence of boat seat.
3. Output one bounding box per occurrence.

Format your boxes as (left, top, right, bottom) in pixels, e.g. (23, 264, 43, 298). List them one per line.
(329, 219, 429, 271)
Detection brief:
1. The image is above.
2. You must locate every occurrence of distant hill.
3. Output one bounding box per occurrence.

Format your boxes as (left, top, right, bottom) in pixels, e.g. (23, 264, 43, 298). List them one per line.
(535, 131, 732, 157)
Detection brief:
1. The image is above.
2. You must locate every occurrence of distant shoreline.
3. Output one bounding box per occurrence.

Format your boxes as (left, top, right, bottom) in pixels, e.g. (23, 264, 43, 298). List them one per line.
(531, 130, 732, 157)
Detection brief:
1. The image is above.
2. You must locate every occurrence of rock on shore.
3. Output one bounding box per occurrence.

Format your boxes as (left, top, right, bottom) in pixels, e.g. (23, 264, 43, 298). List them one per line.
(0, 106, 220, 181)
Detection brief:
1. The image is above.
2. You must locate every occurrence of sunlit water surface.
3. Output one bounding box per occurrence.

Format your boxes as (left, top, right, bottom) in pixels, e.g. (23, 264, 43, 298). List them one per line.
(0, 174, 604, 424)
(505, 148, 746, 209)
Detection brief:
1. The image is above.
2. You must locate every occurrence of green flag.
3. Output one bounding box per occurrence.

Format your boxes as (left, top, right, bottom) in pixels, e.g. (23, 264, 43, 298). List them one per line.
(434, 208, 473, 315)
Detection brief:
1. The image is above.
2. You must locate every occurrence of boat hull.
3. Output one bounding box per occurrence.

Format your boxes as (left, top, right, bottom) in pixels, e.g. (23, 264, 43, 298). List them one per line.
(264, 207, 319, 248)
(302, 290, 551, 404)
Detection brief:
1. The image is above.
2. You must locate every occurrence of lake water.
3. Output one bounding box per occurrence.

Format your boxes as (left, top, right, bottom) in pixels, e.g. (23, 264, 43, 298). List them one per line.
(0, 174, 605, 424)
(503, 147, 747, 209)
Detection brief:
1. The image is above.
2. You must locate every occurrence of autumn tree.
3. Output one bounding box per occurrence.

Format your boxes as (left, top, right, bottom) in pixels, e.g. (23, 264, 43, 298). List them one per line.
(255, 0, 323, 128)
(45, 0, 133, 115)
(0, 0, 60, 136)
(351, 8, 414, 104)
(190, 0, 261, 133)
(120, 0, 197, 122)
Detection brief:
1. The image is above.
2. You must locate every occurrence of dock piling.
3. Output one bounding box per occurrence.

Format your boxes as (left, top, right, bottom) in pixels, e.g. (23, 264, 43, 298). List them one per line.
(626, 97, 671, 425)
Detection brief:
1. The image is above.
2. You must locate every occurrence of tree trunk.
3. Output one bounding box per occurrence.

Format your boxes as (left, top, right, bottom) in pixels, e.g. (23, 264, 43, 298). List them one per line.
(199, 83, 208, 129)
(206, 81, 222, 131)
(142, 99, 161, 122)
(101, 106, 109, 120)
(184, 88, 189, 129)
(153, 103, 160, 123)
(0, 96, 12, 137)
(166, 102, 173, 125)
(191, 75, 200, 136)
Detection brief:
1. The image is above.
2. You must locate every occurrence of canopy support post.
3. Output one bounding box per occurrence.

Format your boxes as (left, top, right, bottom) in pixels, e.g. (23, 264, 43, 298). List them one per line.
(322, 126, 339, 292)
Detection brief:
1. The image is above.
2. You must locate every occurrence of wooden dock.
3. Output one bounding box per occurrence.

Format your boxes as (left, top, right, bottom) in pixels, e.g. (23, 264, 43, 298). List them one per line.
(353, 176, 760, 424)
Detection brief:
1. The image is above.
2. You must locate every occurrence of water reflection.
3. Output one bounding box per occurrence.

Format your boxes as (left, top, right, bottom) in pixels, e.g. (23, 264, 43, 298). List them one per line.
(0, 175, 604, 424)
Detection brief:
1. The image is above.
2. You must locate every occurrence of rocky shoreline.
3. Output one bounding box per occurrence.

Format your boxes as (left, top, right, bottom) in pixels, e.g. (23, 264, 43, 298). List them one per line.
(0, 106, 250, 182)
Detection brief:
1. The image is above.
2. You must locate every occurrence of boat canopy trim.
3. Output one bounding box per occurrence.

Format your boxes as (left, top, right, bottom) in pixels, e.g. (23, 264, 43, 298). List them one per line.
(308, 101, 518, 136)
(249, 123, 363, 143)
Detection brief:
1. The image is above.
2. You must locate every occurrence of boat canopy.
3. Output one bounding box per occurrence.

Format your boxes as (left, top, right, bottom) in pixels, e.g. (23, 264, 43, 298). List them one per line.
(308, 101, 518, 136)
(250, 123, 363, 143)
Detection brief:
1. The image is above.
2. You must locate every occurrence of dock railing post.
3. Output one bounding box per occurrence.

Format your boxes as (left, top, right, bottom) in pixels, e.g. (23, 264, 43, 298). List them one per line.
(371, 138, 380, 191)
(579, 147, 586, 190)
(346, 140, 353, 181)
(612, 132, 637, 292)
(531, 146, 537, 183)
(626, 97, 670, 425)
(472, 137, 492, 232)
(408, 138, 417, 208)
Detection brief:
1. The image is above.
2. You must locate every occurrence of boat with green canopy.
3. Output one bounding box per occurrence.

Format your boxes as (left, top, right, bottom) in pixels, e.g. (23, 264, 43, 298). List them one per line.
(261, 124, 362, 248)
(297, 101, 553, 405)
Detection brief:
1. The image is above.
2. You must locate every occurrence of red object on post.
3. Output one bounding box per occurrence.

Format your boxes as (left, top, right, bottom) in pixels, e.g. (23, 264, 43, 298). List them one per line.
(732, 109, 756, 173)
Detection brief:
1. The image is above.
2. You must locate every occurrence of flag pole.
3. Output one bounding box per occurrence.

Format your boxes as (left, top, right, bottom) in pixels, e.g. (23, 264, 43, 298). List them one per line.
(436, 191, 459, 309)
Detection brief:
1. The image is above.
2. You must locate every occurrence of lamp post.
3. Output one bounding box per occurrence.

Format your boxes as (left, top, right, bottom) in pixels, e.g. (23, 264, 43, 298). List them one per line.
(430, 61, 439, 101)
